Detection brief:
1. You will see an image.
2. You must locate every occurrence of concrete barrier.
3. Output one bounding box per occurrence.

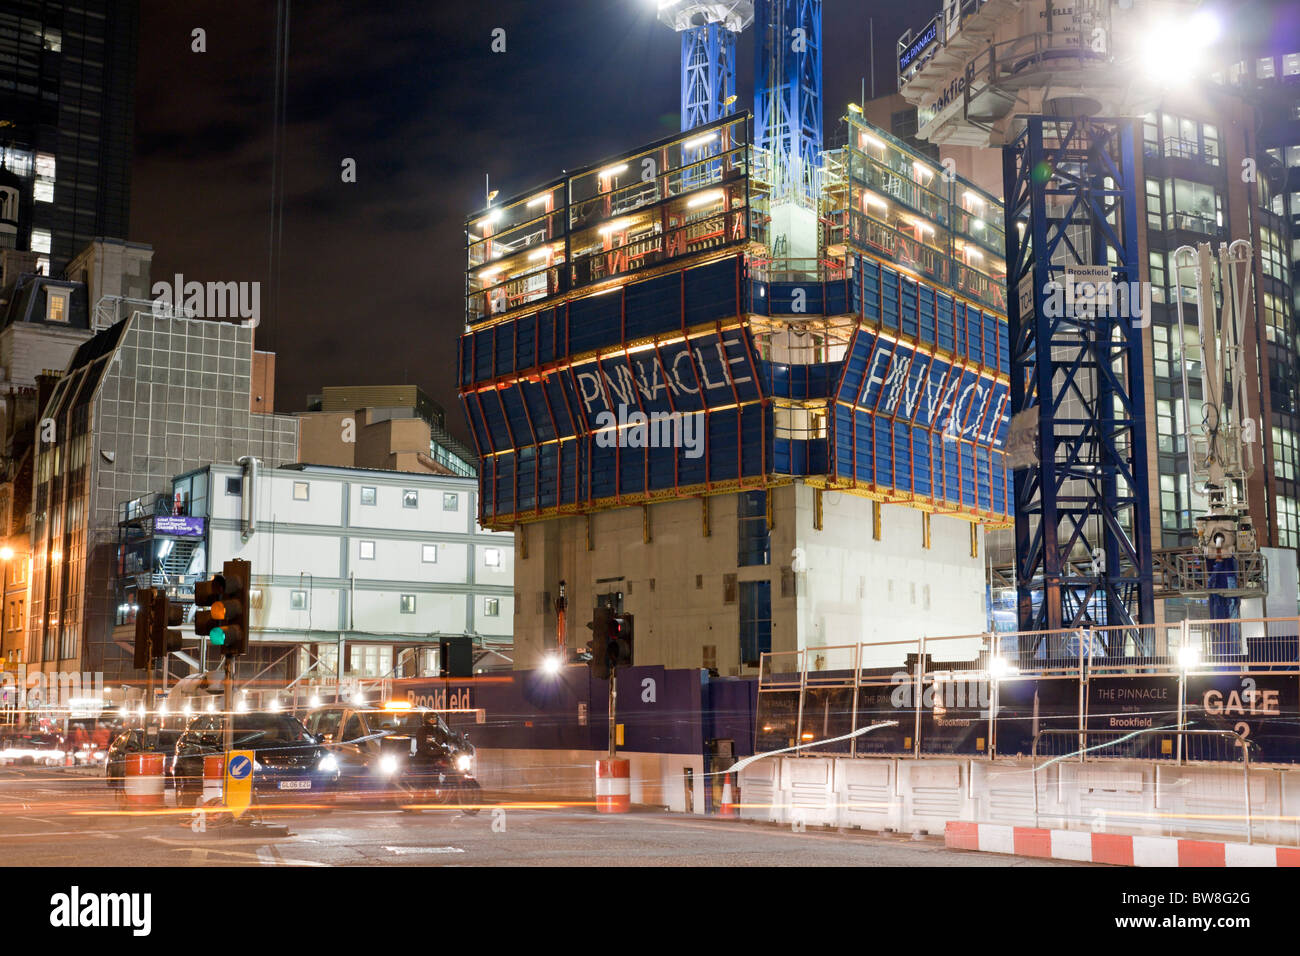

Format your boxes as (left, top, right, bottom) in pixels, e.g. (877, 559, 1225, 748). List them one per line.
(739, 755, 1300, 846)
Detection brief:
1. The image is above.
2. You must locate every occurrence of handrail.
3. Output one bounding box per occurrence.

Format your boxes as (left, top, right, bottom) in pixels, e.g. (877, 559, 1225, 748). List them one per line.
(1031, 727, 1254, 844)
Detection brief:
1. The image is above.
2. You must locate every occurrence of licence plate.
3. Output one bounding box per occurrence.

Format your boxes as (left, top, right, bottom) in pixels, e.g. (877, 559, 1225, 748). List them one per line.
(278, 780, 311, 790)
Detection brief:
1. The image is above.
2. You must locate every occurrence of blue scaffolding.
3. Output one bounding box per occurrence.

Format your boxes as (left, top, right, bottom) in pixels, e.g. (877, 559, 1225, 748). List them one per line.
(1002, 116, 1155, 646)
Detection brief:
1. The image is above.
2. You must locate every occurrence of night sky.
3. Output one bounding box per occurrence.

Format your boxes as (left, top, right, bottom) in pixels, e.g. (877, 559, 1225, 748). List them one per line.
(129, 0, 937, 444)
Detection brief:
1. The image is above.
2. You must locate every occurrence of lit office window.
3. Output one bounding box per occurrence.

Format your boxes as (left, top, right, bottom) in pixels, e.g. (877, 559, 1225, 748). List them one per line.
(31, 229, 51, 254)
(34, 180, 52, 203)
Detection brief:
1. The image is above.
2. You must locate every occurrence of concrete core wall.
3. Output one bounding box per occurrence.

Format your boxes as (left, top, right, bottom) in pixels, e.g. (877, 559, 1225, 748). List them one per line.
(511, 483, 988, 673)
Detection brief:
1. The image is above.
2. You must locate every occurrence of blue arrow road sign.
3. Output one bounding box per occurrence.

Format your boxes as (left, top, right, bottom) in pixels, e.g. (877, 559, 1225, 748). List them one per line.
(228, 755, 252, 779)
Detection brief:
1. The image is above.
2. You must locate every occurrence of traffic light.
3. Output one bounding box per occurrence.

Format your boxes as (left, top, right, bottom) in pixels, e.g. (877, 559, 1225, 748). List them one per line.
(611, 613, 634, 668)
(132, 588, 156, 669)
(585, 606, 614, 680)
(152, 590, 185, 655)
(219, 559, 251, 655)
(194, 559, 252, 655)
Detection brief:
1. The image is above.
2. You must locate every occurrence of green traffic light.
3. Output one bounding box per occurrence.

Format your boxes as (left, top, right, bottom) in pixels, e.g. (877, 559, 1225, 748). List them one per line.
(209, 627, 226, 646)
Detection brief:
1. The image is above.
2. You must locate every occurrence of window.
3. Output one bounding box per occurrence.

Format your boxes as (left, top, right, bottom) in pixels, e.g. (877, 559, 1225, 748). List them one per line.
(1278, 496, 1300, 549)
(341, 715, 364, 742)
(1273, 427, 1297, 481)
(1285, 53, 1300, 77)
(737, 490, 771, 567)
(443, 492, 459, 511)
(359, 540, 375, 560)
(1260, 226, 1288, 283)
(484, 548, 501, 567)
(1163, 179, 1223, 234)
(45, 288, 68, 322)
(422, 544, 438, 563)
(402, 490, 419, 509)
(484, 597, 500, 617)
(739, 580, 772, 667)
(225, 477, 242, 496)
(360, 486, 376, 506)
(290, 590, 307, 610)
(293, 481, 310, 501)
(1258, 56, 1275, 79)
(400, 594, 417, 614)
(31, 229, 51, 255)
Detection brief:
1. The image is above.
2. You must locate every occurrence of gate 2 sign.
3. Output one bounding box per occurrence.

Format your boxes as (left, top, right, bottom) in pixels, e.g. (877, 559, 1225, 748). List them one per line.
(1184, 675, 1300, 765)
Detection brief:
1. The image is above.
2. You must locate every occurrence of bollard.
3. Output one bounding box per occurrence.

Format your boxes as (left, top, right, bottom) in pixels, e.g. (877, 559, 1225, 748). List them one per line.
(202, 755, 225, 805)
(123, 753, 166, 808)
(595, 758, 630, 813)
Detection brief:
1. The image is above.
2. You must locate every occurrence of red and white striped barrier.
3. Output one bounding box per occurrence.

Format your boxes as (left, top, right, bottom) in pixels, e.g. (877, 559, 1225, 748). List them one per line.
(595, 759, 630, 813)
(202, 755, 225, 805)
(946, 821, 1300, 867)
(123, 753, 166, 808)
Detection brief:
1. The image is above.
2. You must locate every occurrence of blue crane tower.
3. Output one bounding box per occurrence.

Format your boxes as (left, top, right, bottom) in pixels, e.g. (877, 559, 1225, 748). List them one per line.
(895, 1, 1227, 646)
(753, 0, 822, 203)
(657, 2, 755, 132)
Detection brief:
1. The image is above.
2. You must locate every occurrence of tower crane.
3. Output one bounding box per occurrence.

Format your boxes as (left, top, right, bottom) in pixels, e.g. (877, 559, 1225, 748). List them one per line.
(895, 0, 1236, 645)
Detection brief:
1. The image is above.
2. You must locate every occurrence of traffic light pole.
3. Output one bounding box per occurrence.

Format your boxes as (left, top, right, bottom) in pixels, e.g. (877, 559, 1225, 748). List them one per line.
(224, 655, 234, 753)
(608, 665, 616, 760)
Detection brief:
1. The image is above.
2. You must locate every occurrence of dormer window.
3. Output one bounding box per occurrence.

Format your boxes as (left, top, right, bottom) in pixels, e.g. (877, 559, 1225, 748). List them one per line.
(46, 288, 69, 323)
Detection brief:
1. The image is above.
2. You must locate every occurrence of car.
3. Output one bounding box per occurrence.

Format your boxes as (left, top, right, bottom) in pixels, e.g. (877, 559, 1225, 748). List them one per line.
(105, 729, 182, 789)
(171, 711, 339, 807)
(302, 702, 480, 811)
(0, 733, 66, 767)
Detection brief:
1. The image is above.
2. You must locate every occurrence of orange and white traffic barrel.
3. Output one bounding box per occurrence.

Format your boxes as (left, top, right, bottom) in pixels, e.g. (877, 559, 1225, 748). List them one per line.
(202, 755, 225, 804)
(123, 753, 166, 808)
(720, 772, 737, 817)
(595, 758, 630, 813)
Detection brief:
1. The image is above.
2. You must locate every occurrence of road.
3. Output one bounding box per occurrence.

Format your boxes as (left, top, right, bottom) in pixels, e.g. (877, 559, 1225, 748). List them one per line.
(0, 765, 1087, 866)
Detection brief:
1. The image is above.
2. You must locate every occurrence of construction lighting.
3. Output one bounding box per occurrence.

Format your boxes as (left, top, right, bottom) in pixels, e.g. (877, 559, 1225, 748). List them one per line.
(527, 193, 550, 207)
(268, 699, 281, 712)
(598, 163, 629, 179)
(351, 691, 366, 705)
(847, 103, 863, 115)
(860, 133, 885, 151)
(309, 695, 321, 708)
(598, 218, 633, 235)
(687, 189, 724, 208)
(912, 161, 934, 183)
(0, 547, 12, 560)
(988, 657, 1018, 678)
(528, 247, 551, 261)
(1141, 9, 1221, 85)
(1178, 645, 1201, 670)
(683, 130, 719, 150)
(963, 190, 984, 209)
(864, 193, 888, 210)
(541, 653, 563, 676)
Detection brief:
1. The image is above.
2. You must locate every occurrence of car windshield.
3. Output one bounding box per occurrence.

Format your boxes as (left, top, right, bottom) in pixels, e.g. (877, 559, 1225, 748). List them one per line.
(231, 715, 316, 748)
(365, 711, 453, 738)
